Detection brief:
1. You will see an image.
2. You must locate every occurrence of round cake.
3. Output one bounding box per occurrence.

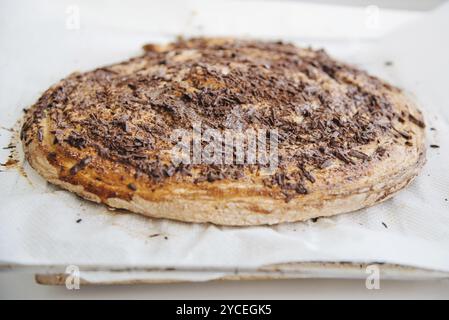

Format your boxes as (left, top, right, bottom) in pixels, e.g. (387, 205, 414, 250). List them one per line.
(21, 38, 426, 225)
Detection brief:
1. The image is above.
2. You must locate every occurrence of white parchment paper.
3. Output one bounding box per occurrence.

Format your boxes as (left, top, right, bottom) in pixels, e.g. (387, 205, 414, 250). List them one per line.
(1, 0, 448, 277)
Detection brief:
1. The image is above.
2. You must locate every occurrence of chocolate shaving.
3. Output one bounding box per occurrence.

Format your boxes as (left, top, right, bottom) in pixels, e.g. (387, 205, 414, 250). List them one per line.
(408, 114, 425, 128)
(67, 132, 86, 149)
(127, 183, 137, 191)
(299, 165, 316, 183)
(37, 128, 43, 142)
(319, 159, 333, 169)
(376, 147, 387, 157)
(69, 157, 92, 175)
(393, 127, 412, 140)
(19, 38, 412, 197)
(295, 183, 308, 195)
(348, 150, 370, 160)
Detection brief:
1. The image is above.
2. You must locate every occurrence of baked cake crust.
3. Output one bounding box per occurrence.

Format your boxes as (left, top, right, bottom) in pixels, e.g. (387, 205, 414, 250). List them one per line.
(21, 38, 426, 225)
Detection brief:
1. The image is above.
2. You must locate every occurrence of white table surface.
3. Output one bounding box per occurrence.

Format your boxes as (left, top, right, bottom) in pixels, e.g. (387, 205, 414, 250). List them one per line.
(0, 273, 448, 299)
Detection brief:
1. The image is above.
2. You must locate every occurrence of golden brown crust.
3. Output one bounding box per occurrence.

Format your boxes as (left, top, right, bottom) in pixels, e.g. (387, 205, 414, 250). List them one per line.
(21, 37, 426, 225)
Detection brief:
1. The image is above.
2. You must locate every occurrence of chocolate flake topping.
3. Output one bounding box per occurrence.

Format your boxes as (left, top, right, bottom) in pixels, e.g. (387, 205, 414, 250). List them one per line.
(127, 183, 137, 191)
(299, 165, 316, 183)
(348, 150, 370, 160)
(319, 159, 333, 169)
(37, 128, 43, 142)
(408, 114, 425, 128)
(20, 38, 418, 200)
(69, 157, 92, 175)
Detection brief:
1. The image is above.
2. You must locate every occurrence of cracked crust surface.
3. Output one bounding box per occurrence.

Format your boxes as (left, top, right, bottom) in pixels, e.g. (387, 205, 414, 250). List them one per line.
(21, 38, 426, 225)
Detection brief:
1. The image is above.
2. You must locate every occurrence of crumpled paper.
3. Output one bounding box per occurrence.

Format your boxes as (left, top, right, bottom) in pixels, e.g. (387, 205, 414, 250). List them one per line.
(1, 0, 448, 279)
